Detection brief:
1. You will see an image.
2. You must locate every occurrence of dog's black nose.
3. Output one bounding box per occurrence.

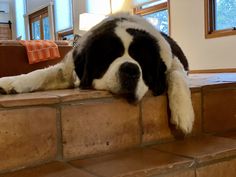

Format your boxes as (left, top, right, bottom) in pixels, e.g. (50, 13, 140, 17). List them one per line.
(119, 62, 140, 79)
(118, 62, 140, 103)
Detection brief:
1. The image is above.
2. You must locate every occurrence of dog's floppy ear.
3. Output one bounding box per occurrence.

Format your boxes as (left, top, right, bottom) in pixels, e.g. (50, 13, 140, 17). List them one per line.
(72, 49, 91, 89)
(161, 32, 189, 71)
(150, 60, 167, 96)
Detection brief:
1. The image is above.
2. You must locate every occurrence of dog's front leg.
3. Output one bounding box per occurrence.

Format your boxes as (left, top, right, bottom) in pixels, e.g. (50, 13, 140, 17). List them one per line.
(166, 57, 194, 134)
(0, 51, 77, 94)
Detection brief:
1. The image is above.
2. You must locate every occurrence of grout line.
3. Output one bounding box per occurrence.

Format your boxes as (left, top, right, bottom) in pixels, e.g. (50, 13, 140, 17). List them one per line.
(56, 105, 64, 160)
(200, 87, 204, 133)
(0, 104, 59, 111)
(196, 154, 236, 168)
(152, 147, 197, 162)
(66, 162, 103, 177)
(139, 100, 144, 146)
(153, 146, 236, 169)
(194, 167, 197, 177)
(0, 159, 53, 175)
(200, 87, 206, 133)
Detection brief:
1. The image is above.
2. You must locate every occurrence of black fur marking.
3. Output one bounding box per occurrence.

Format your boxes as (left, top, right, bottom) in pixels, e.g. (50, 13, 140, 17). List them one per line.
(0, 87, 7, 94)
(161, 32, 189, 71)
(73, 20, 125, 89)
(9, 88, 17, 94)
(118, 62, 140, 102)
(127, 28, 167, 96)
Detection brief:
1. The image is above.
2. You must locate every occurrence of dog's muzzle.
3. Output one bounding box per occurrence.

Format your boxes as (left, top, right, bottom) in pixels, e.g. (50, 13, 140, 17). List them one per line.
(118, 62, 140, 102)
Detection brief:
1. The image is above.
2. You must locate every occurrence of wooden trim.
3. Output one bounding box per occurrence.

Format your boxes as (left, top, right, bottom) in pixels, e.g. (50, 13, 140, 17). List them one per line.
(133, 0, 170, 35)
(57, 29, 73, 40)
(134, 2, 168, 15)
(167, 0, 171, 36)
(205, 28, 236, 39)
(204, 0, 210, 38)
(189, 68, 236, 74)
(29, 7, 48, 21)
(205, 0, 236, 39)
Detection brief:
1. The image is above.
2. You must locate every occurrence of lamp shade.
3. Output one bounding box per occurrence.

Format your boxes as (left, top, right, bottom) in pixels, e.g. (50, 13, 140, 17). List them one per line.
(79, 13, 106, 31)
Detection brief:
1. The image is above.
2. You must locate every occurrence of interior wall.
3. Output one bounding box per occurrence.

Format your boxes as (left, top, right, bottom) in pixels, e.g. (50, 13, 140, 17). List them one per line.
(170, 0, 236, 70)
(72, 0, 86, 35)
(0, 1, 10, 22)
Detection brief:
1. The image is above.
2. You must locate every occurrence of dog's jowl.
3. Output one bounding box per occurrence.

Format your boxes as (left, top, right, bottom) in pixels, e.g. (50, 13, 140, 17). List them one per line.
(0, 13, 194, 134)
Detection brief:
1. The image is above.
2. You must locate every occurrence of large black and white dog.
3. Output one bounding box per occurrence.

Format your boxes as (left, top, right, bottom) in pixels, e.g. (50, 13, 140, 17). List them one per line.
(0, 13, 194, 133)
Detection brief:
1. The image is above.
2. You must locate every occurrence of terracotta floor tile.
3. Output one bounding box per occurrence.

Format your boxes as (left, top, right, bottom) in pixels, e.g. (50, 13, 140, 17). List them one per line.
(196, 158, 236, 177)
(191, 92, 202, 135)
(161, 169, 195, 177)
(141, 91, 202, 144)
(0, 162, 96, 177)
(44, 89, 112, 102)
(203, 86, 236, 133)
(70, 148, 193, 177)
(153, 135, 236, 164)
(0, 107, 57, 171)
(141, 95, 173, 144)
(216, 131, 236, 140)
(0, 91, 59, 107)
(61, 99, 140, 159)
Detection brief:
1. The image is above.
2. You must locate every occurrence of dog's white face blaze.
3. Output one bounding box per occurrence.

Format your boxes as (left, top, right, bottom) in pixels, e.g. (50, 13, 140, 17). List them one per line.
(92, 56, 148, 101)
(114, 14, 173, 70)
(92, 25, 148, 101)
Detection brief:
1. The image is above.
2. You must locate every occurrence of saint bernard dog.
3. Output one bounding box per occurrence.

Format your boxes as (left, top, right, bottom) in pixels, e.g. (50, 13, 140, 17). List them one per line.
(0, 13, 194, 134)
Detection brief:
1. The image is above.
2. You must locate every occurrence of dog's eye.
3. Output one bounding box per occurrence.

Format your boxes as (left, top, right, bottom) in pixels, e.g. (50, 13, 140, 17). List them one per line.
(128, 35, 160, 69)
(88, 34, 125, 62)
(77, 34, 125, 81)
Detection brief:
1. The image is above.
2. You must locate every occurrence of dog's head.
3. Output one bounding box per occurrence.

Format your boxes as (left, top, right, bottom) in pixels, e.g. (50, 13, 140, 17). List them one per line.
(72, 14, 187, 103)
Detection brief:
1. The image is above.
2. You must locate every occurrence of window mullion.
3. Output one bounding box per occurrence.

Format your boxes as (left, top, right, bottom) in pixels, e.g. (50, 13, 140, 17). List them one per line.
(40, 15, 44, 40)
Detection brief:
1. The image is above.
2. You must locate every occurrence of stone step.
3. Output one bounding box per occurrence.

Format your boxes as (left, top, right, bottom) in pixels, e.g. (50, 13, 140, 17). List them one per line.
(1, 135, 236, 177)
(0, 73, 235, 174)
(0, 162, 96, 177)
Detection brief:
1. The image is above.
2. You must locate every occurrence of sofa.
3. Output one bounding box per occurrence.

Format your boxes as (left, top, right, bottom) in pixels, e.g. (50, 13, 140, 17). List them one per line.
(0, 40, 73, 77)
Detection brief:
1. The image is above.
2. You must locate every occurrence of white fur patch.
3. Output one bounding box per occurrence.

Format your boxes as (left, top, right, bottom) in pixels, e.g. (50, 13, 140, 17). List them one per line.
(115, 22, 133, 55)
(0, 51, 77, 94)
(111, 13, 173, 70)
(166, 57, 194, 134)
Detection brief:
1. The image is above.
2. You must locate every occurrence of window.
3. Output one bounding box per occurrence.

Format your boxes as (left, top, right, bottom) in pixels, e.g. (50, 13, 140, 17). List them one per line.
(29, 7, 51, 40)
(54, 0, 73, 38)
(205, 0, 236, 38)
(134, 0, 170, 34)
(15, 0, 26, 39)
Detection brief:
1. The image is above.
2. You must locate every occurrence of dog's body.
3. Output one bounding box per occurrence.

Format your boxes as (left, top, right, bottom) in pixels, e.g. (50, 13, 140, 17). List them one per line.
(0, 13, 194, 133)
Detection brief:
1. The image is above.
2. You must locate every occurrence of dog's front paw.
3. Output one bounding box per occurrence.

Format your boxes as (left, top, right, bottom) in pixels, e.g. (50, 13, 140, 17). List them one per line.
(170, 106, 194, 134)
(0, 78, 18, 94)
(0, 87, 7, 94)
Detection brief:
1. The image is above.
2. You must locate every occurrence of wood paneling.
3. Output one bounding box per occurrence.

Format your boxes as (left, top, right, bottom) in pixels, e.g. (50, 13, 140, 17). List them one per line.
(0, 23, 12, 40)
